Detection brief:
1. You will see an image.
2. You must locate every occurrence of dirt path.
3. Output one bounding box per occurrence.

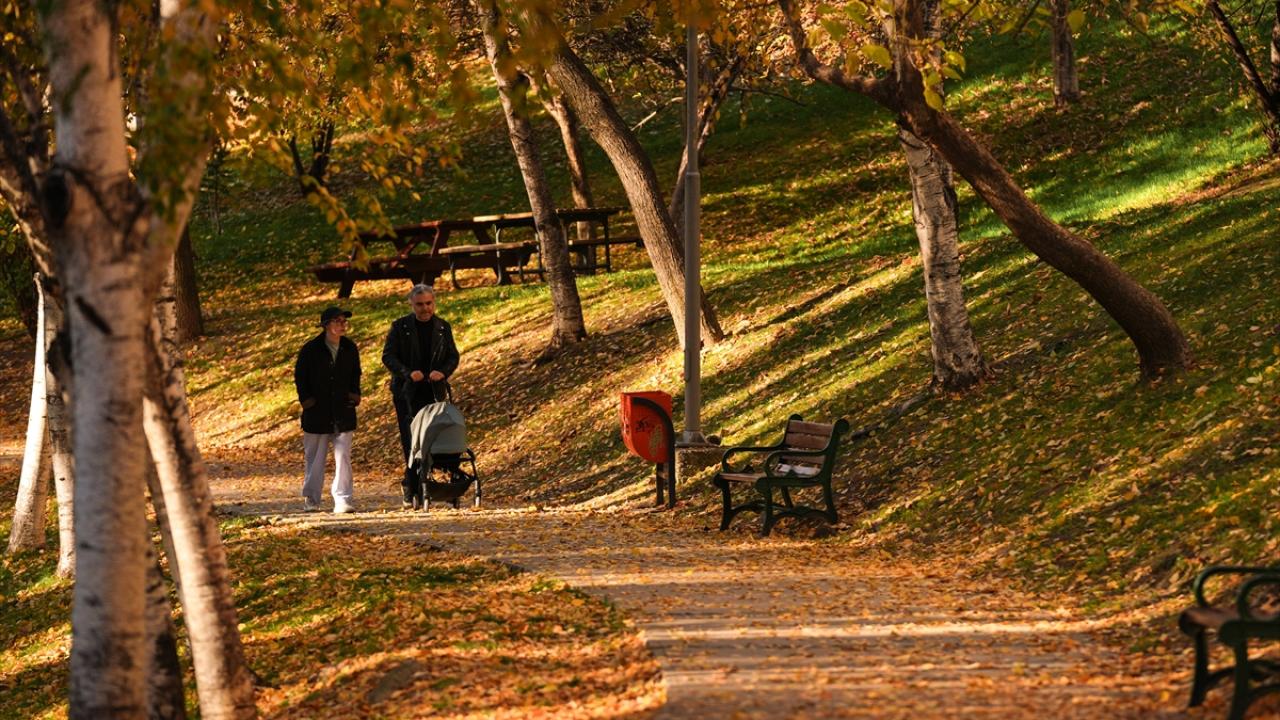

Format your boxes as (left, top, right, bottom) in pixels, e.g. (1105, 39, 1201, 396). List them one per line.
(210, 455, 1202, 719)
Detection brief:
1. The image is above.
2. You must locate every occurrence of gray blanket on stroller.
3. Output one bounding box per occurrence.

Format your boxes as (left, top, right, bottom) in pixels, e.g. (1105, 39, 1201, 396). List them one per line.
(408, 401, 467, 478)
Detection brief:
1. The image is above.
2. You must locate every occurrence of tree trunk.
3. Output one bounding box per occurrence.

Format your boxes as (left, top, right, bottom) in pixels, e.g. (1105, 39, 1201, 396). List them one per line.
(143, 277, 257, 719)
(43, 278, 76, 579)
(288, 121, 336, 195)
(173, 225, 204, 341)
(1050, 0, 1080, 107)
(1207, 0, 1280, 153)
(40, 1, 154, 715)
(899, 99, 1190, 375)
(542, 37, 725, 347)
(8, 273, 51, 553)
(889, 0, 986, 390)
(481, 2, 587, 354)
(898, 128, 988, 389)
(143, 532, 187, 720)
(1271, 0, 1279, 93)
(669, 58, 744, 239)
(542, 91, 597, 243)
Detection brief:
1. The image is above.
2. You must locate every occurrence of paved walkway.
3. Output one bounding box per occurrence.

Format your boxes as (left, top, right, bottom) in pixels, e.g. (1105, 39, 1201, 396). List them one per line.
(210, 459, 1196, 719)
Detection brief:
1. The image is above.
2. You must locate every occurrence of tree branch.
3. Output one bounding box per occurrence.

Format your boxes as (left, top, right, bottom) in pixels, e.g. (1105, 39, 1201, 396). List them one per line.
(1208, 0, 1280, 117)
(776, 0, 892, 106)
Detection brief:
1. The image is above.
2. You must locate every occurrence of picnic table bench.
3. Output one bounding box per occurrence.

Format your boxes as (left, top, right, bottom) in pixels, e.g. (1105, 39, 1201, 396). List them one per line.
(1179, 564, 1280, 719)
(307, 207, 640, 298)
(712, 415, 850, 535)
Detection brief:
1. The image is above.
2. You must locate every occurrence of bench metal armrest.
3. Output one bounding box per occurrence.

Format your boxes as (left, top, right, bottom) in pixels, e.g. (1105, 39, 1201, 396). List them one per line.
(1237, 573, 1280, 621)
(762, 448, 828, 476)
(721, 444, 781, 472)
(1194, 565, 1280, 606)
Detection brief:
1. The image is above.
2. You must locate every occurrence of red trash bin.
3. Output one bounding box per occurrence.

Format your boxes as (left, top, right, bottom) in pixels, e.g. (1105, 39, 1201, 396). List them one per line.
(619, 391, 676, 507)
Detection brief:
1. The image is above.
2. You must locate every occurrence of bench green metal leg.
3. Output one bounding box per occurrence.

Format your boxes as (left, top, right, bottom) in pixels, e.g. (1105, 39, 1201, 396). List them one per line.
(1230, 642, 1251, 720)
(779, 487, 795, 508)
(823, 483, 839, 524)
(715, 476, 733, 531)
(762, 486, 777, 536)
(1190, 630, 1211, 706)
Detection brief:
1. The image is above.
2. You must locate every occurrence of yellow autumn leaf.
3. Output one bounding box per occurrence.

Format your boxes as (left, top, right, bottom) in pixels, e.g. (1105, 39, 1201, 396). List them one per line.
(862, 43, 892, 69)
(924, 87, 945, 111)
(1067, 9, 1086, 32)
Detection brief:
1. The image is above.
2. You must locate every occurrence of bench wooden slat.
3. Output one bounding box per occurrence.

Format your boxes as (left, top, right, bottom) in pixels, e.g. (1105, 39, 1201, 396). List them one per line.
(719, 472, 764, 484)
(567, 235, 643, 248)
(1180, 606, 1238, 632)
(309, 254, 446, 280)
(788, 420, 836, 436)
(438, 240, 536, 255)
(784, 431, 832, 450)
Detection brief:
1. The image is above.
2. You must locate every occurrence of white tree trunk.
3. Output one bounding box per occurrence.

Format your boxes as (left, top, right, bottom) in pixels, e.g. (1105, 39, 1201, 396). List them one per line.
(39, 1, 153, 716)
(143, 528, 187, 720)
(44, 281, 77, 579)
(898, 128, 987, 389)
(8, 273, 50, 553)
(143, 291, 257, 720)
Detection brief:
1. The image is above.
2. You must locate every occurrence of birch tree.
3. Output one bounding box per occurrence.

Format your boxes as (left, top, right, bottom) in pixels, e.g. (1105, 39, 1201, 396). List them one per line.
(892, 0, 988, 389)
(8, 273, 51, 553)
(778, 0, 1191, 378)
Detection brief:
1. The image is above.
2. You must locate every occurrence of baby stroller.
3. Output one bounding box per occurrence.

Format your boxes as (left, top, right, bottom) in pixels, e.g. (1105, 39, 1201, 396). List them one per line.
(407, 387, 481, 509)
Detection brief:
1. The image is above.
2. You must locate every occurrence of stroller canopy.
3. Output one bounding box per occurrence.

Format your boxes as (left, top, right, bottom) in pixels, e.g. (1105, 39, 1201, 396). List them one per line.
(409, 401, 467, 475)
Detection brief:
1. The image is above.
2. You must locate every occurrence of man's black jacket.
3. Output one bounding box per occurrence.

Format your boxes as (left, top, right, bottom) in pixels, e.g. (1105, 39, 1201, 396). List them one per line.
(294, 333, 361, 434)
(381, 314, 459, 404)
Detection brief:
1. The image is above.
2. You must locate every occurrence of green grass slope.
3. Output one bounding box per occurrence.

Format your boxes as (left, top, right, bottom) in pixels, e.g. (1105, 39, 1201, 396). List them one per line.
(179, 23, 1278, 605)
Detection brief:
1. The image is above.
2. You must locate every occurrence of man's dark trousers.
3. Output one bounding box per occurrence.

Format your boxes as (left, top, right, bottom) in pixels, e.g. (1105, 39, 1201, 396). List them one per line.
(394, 392, 424, 503)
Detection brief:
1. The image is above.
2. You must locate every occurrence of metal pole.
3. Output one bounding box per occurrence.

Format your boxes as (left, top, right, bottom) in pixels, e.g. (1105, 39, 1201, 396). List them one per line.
(681, 22, 704, 445)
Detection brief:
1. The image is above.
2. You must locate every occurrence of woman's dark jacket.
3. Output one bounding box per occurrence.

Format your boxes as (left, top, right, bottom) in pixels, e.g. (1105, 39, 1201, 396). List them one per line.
(381, 314, 459, 404)
(294, 333, 361, 434)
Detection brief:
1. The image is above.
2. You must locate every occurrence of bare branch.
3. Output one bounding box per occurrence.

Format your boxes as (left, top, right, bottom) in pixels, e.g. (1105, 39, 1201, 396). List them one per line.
(942, 0, 986, 40)
(630, 96, 682, 131)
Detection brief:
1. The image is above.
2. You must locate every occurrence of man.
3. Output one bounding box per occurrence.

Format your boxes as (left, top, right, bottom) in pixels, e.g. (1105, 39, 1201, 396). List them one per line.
(294, 305, 362, 513)
(382, 284, 460, 510)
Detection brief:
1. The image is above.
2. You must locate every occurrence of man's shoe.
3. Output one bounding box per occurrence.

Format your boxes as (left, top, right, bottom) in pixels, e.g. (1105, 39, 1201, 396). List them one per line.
(401, 498, 414, 511)
(333, 500, 356, 514)
(302, 497, 321, 512)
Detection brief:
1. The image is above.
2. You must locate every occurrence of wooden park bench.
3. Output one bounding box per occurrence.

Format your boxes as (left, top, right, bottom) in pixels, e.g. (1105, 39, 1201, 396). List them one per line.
(307, 207, 637, 297)
(438, 239, 539, 288)
(1179, 565, 1280, 720)
(712, 414, 849, 536)
(567, 232, 642, 274)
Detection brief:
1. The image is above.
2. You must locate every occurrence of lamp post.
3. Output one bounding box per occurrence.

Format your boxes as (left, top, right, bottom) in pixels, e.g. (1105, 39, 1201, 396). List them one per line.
(680, 22, 705, 446)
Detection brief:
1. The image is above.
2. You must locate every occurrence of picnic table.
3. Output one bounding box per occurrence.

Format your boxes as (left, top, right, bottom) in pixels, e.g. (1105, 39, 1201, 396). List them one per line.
(308, 206, 640, 298)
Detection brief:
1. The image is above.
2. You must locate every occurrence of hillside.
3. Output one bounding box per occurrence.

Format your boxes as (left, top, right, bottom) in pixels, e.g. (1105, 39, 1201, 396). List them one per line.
(7, 23, 1275, 607)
